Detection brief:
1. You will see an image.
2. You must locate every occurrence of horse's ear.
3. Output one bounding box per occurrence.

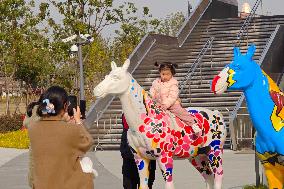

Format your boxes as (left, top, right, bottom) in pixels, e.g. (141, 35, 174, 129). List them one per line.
(122, 59, 130, 71)
(246, 44, 256, 59)
(233, 46, 241, 59)
(111, 61, 117, 70)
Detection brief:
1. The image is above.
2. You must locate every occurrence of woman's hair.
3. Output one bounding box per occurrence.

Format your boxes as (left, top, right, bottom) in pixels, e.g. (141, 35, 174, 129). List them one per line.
(26, 94, 44, 117)
(37, 86, 68, 117)
(154, 62, 178, 75)
(27, 102, 39, 117)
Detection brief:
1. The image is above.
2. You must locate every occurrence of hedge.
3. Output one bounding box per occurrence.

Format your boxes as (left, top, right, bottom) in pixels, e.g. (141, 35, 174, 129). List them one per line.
(0, 114, 25, 133)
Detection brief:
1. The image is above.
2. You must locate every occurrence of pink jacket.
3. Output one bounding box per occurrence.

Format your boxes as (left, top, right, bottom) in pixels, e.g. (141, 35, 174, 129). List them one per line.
(150, 77, 180, 109)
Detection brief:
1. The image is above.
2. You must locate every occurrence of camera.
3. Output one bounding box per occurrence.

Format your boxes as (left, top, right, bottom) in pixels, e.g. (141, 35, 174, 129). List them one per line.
(67, 95, 78, 117)
(67, 96, 86, 119)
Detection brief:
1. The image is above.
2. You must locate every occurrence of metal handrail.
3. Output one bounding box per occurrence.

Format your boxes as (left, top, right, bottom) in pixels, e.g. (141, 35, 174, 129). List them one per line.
(230, 25, 280, 120)
(229, 93, 245, 119)
(277, 72, 284, 86)
(94, 111, 104, 151)
(85, 35, 156, 127)
(85, 1, 213, 127)
(180, 36, 214, 92)
(176, 0, 212, 47)
(94, 112, 119, 151)
(236, 0, 262, 46)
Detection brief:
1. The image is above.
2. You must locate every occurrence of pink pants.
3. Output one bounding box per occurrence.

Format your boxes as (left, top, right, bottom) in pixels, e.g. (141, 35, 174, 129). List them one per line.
(168, 104, 195, 126)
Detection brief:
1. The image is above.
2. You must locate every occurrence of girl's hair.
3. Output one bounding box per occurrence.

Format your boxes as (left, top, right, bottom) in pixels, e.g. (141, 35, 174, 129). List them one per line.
(37, 86, 68, 117)
(26, 94, 44, 117)
(154, 62, 178, 75)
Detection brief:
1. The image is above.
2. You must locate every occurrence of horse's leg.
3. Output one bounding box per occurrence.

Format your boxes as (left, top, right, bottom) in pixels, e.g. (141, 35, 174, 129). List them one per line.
(263, 162, 284, 189)
(208, 148, 224, 189)
(133, 153, 150, 189)
(157, 155, 175, 189)
(190, 155, 214, 189)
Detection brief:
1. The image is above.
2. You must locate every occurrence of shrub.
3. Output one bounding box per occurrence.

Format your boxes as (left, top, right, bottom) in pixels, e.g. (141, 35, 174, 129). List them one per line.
(0, 130, 30, 149)
(0, 114, 25, 133)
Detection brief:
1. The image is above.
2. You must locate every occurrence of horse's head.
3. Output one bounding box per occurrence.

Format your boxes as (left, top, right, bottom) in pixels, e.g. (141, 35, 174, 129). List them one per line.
(93, 59, 131, 98)
(211, 44, 259, 94)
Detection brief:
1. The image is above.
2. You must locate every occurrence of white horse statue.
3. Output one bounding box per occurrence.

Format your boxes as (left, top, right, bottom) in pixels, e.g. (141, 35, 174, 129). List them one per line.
(94, 60, 227, 189)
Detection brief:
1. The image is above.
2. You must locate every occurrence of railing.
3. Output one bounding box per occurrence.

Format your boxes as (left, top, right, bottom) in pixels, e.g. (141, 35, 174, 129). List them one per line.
(229, 25, 281, 151)
(93, 112, 119, 151)
(225, 0, 262, 150)
(85, 0, 214, 150)
(230, 25, 280, 121)
(277, 72, 284, 87)
(85, 0, 213, 128)
(177, 0, 212, 46)
(85, 35, 157, 128)
(236, 0, 262, 46)
(179, 37, 214, 93)
(0, 85, 46, 116)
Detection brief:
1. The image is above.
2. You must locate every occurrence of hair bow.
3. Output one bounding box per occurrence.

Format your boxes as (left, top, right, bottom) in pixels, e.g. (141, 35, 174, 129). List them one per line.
(42, 99, 55, 114)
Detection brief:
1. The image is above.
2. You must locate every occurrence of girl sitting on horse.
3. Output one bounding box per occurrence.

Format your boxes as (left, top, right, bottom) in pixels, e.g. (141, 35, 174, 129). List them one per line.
(150, 62, 201, 134)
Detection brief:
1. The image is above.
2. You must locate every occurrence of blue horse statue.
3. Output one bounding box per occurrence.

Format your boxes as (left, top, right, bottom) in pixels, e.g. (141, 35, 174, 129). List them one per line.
(211, 44, 284, 188)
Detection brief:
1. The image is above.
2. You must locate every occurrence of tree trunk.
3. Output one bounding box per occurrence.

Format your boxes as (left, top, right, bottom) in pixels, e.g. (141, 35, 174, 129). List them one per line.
(5, 78, 10, 115)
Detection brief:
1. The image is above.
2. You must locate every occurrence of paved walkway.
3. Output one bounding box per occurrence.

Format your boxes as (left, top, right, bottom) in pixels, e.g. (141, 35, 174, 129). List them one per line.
(0, 148, 28, 167)
(0, 148, 264, 189)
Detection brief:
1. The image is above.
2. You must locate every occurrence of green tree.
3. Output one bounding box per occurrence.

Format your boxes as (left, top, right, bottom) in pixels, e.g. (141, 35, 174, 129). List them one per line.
(112, 7, 160, 63)
(84, 36, 112, 99)
(158, 12, 185, 36)
(47, 0, 143, 40)
(46, 0, 154, 91)
(0, 0, 52, 85)
(0, 0, 52, 114)
(112, 11, 185, 64)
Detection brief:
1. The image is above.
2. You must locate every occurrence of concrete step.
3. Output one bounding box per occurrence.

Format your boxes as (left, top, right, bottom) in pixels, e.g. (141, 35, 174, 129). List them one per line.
(187, 96, 239, 102)
(89, 15, 283, 149)
(180, 91, 242, 98)
(98, 106, 235, 119)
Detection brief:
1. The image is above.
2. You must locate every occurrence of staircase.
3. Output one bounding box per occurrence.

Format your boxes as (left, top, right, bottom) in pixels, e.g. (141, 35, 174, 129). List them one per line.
(88, 15, 284, 150)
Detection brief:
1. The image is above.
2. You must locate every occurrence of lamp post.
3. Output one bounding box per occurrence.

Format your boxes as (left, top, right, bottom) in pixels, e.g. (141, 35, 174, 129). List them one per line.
(77, 37, 86, 119)
(188, 1, 192, 17)
(63, 34, 94, 119)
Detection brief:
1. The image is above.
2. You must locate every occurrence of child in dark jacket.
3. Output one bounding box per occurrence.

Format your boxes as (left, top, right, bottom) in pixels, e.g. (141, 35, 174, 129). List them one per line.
(120, 114, 156, 189)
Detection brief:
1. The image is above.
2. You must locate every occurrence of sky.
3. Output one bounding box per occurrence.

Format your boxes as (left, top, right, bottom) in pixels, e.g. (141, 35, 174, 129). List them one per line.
(102, 0, 284, 38)
(34, 0, 284, 39)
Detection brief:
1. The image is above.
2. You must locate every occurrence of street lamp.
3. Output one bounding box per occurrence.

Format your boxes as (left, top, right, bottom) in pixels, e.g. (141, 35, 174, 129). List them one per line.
(63, 33, 94, 119)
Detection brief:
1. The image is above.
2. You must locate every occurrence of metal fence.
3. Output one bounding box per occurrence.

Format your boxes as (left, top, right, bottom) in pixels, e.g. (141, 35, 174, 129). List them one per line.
(0, 86, 45, 116)
(93, 112, 120, 151)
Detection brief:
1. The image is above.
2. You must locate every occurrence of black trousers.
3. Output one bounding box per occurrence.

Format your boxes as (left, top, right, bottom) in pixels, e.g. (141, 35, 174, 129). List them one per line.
(122, 157, 156, 189)
(120, 125, 156, 189)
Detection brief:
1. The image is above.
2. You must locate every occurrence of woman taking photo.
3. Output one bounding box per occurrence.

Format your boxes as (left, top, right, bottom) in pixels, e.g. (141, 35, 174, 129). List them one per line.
(28, 86, 94, 189)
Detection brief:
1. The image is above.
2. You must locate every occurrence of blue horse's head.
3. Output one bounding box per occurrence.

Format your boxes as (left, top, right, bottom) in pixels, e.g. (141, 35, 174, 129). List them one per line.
(212, 44, 260, 94)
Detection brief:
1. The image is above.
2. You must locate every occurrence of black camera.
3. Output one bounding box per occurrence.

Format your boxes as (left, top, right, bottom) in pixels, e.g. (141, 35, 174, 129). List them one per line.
(67, 95, 77, 117)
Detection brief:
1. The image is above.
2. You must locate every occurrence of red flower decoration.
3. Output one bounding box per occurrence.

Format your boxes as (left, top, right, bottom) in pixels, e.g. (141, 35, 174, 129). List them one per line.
(146, 131, 154, 138)
(139, 125, 145, 133)
(161, 157, 167, 163)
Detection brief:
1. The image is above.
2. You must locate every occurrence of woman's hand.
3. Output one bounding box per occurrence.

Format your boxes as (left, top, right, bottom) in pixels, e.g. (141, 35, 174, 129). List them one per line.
(73, 106, 82, 124)
(62, 112, 71, 122)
